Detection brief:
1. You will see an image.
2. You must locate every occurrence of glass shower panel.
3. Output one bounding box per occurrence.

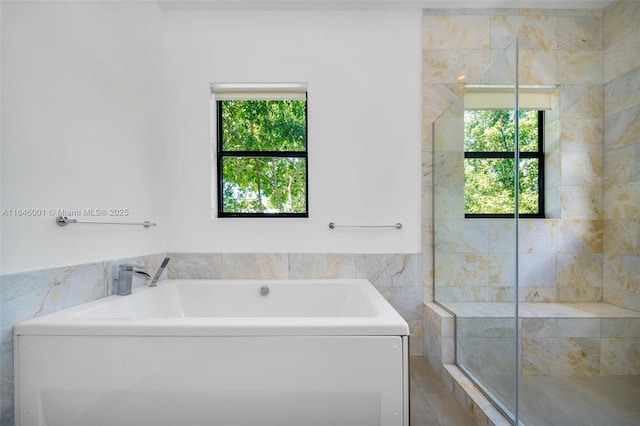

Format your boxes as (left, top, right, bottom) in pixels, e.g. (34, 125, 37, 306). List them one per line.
(432, 39, 519, 422)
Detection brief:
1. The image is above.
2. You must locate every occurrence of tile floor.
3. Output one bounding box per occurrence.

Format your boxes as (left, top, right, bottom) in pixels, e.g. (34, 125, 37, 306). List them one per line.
(410, 356, 476, 425)
(478, 373, 640, 426)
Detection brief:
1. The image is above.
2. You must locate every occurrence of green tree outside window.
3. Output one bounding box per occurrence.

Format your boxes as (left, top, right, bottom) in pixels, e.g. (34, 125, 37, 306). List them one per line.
(464, 110, 543, 217)
(217, 99, 308, 217)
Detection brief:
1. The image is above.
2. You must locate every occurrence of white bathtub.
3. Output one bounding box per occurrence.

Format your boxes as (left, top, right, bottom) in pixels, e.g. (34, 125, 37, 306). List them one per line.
(14, 279, 409, 426)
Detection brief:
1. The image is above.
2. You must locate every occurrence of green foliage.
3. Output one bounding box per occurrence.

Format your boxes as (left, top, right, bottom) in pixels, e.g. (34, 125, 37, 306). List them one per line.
(221, 100, 306, 151)
(464, 110, 540, 215)
(219, 100, 307, 214)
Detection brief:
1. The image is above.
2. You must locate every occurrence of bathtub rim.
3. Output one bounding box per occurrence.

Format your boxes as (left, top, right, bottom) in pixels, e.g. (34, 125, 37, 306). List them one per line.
(13, 278, 410, 337)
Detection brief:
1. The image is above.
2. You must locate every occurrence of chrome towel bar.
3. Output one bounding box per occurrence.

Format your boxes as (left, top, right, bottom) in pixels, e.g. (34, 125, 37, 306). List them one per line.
(329, 222, 402, 229)
(56, 216, 156, 228)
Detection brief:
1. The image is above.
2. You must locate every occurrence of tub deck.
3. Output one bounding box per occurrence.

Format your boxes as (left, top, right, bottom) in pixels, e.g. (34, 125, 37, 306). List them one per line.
(14, 279, 409, 337)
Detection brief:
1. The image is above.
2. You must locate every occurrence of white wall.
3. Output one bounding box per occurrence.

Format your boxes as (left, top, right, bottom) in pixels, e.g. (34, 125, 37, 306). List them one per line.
(1, 1, 166, 274)
(0, 3, 422, 274)
(162, 8, 422, 253)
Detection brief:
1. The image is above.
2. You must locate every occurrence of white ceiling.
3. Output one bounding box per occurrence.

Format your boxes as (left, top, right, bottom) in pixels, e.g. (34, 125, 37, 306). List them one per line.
(158, 0, 616, 11)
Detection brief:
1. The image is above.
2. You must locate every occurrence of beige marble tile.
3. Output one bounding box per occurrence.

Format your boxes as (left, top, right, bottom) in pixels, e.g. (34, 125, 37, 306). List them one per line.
(557, 219, 603, 254)
(521, 318, 601, 338)
(288, 253, 356, 279)
(604, 143, 640, 186)
(424, 320, 444, 367)
(545, 186, 561, 219)
(604, 103, 640, 151)
(603, 253, 640, 311)
(601, 318, 640, 338)
(421, 151, 433, 186)
(486, 47, 518, 85)
(169, 252, 289, 279)
(421, 184, 433, 221)
(520, 286, 558, 302)
(433, 185, 465, 220)
(545, 151, 561, 188)
(603, 219, 640, 256)
(354, 253, 422, 288)
(519, 219, 558, 253)
(458, 337, 516, 376)
(433, 151, 464, 186)
(434, 219, 489, 254)
(569, 302, 640, 317)
(410, 357, 477, 426)
(557, 14, 603, 50)
(561, 151, 604, 187)
(422, 82, 464, 121)
(439, 286, 515, 303)
(556, 252, 603, 301)
(488, 219, 516, 254)
(433, 115, 464, 152)
(520, 49, 558, 85)
(422, 48, 491, 84)
(423, 15, 491, 50)
(521, 337, 601, 376)
(545, 115, 561, 152)
(560, 185, 603, 219)
(604, 66, 640, 117)
(457, 317, 516, 338)
(408, 319, 425, 356)
(560, 83, 604, 119)
(558, 49, 603, 84)
(604, 29, 640, 82)
(603, 181, 640, 220)
(422, 119, 433, 152)
(604, 0, 640, 49)
(561, 117, 604, 152)
(434, 253, 489, 287)
(490, 15, 557, 51)
(603, 288, 640, 314)
(518, 252, 558, 287)
(600, 338, 640, 375)
(488, 253, 516, 287)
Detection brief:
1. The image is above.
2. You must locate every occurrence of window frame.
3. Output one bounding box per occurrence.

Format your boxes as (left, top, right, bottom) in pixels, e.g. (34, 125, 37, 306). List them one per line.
(464, 110, 545, 219)
(215, 95, 309, 218)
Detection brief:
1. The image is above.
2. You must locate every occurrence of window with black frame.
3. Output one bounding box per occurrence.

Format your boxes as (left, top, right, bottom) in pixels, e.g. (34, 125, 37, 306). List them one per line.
(213, 84, 308, 218)
(464, 109, 544, 218)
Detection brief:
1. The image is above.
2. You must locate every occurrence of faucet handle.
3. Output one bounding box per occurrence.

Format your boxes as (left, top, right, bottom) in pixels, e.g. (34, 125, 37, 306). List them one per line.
(119, 264, 146, 271)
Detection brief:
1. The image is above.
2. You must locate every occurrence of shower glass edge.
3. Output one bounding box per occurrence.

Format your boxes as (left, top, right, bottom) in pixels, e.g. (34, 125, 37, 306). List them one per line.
(431, 38, 521, 425)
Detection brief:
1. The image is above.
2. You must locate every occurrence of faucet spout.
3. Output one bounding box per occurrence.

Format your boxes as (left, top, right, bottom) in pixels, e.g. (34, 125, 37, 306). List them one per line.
(114, 264, 150, 295)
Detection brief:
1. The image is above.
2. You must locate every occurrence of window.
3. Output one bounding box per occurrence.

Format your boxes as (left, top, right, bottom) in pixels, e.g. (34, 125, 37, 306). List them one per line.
(213, 83, 308, 217)
(464, 109, 544, 218)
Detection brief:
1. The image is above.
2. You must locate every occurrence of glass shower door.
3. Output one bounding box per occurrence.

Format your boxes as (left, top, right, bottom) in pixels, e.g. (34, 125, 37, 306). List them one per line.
(432, 39, 520, 422)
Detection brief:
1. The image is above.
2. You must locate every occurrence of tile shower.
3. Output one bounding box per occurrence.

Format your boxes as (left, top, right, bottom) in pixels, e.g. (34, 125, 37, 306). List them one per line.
(422, 2, 640, 425)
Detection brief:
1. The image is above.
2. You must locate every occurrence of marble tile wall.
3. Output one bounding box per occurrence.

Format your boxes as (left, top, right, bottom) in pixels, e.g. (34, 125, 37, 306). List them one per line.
(424, 8, 607, 304)
(0, 252, 168, 426)
(423, 302, 454, 377)
(1, 251, 422, 425)
(602, 0, 640, 312)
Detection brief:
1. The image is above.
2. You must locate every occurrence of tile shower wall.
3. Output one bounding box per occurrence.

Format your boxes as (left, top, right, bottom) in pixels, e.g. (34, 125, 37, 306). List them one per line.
(423, 8, 606, 303)
(603, 1, 640, 312)
(0, 252, 422, 425)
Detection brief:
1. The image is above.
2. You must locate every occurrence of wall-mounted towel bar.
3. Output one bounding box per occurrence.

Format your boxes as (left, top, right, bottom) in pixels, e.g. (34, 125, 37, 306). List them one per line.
(56, 216, 156, 228)
(328, 222, 402, 230)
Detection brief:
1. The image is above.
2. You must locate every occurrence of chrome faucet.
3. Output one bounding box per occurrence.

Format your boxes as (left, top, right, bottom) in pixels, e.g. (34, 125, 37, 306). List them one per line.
(114, 264, 151, 295)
